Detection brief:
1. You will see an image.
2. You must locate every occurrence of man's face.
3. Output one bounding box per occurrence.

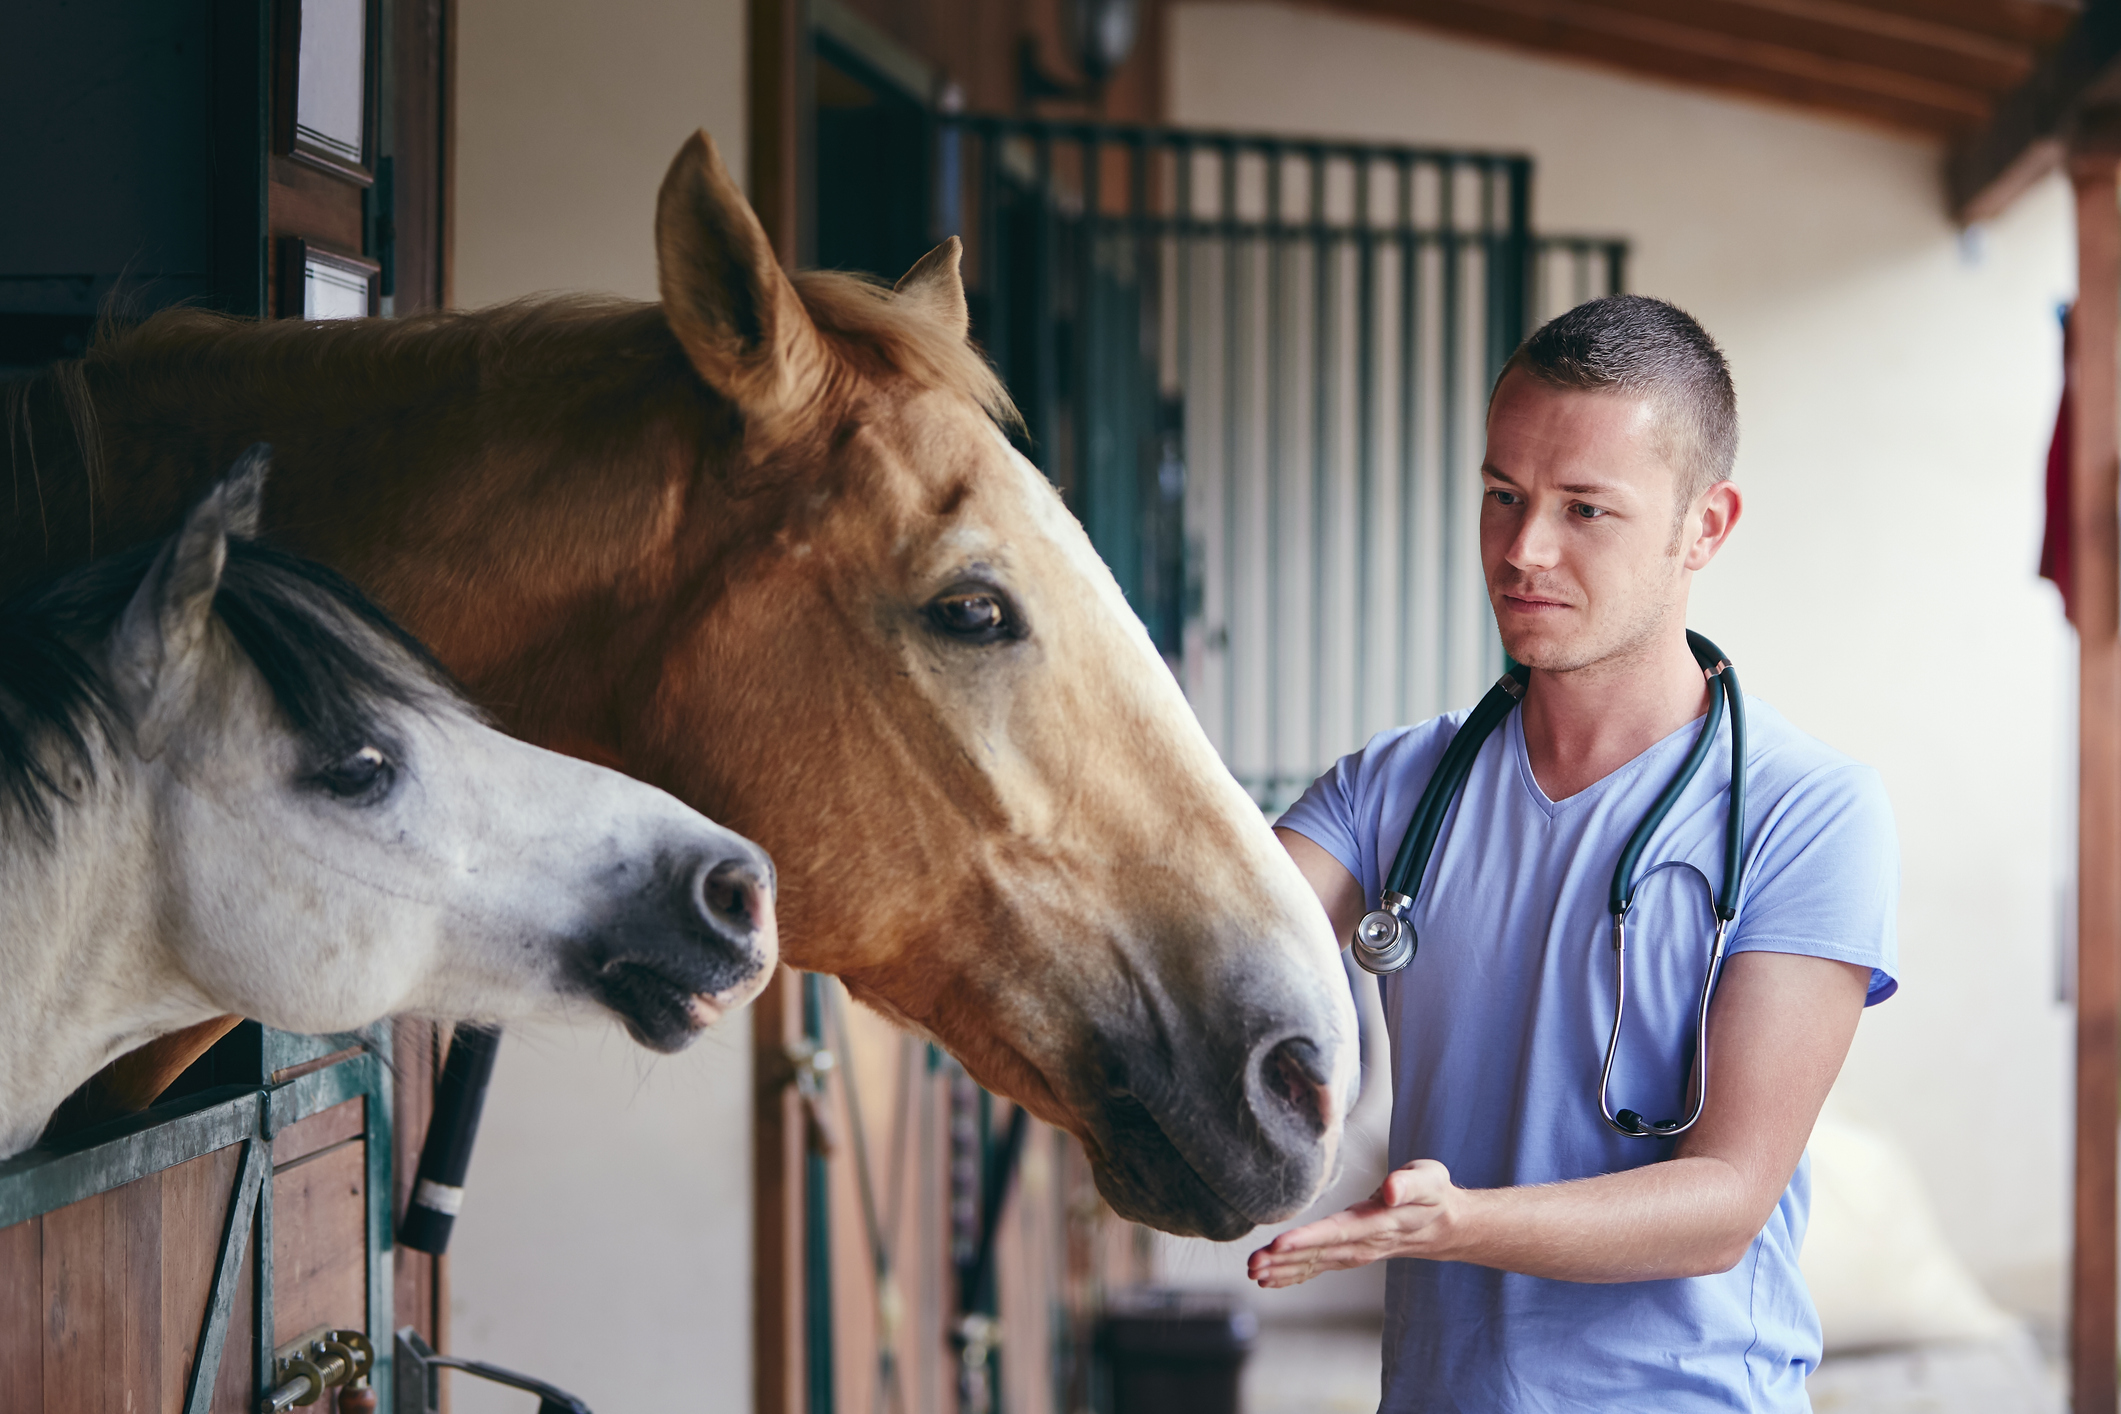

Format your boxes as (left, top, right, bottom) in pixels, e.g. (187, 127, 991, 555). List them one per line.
(1479, 371, 1713, 674)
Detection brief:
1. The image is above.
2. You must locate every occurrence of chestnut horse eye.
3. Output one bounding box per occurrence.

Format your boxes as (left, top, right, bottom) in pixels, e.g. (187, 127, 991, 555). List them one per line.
(926, 588, 1020, 644)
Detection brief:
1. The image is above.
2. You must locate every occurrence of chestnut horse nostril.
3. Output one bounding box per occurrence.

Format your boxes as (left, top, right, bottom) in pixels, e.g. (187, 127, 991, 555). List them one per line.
(1258, 1036, 1332, 1135)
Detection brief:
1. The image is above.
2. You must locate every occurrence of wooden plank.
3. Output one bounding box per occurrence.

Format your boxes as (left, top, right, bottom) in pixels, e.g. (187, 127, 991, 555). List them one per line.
(1841, 0, 2080, 47)
(41, 1171, 163, 1414)
(390, 0, 450, 314)
(271, 1141, 368, 1341)
(1720, 0, 2046, 65)
(1544, 0, 2038, 92)
(211, 1207, 257, 1414)
(1951, 2, 2121, 218)
(392, 1019, 442, 1353)
(272, 1097, 364, 1168)
(1324, 0, 1994, 133)
(2071, 141, 2121, 1414)
(161, 1146, 246, 1414)
(753, 969, 808, 1414)
(749, 0, 806, 269)
(0, 1218, 43, 1412)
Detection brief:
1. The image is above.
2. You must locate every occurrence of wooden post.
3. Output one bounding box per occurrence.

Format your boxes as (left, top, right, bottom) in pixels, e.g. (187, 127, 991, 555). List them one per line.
(2072, 122, 2121, 1414)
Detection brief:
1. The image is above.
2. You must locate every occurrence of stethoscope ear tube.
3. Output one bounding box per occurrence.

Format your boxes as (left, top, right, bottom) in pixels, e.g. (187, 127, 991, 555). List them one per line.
(1353, 668, 1528, 976)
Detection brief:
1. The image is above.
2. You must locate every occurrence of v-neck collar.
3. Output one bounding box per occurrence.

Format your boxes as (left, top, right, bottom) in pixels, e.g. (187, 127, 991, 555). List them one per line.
(1507, 706, 1713, 821)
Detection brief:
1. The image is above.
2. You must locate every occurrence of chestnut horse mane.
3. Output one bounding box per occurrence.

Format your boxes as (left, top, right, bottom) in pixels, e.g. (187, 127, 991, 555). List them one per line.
(6, 268, 1017, 496)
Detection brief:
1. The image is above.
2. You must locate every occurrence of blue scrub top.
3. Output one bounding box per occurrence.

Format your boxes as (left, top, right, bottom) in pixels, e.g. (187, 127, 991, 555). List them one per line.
(1278, 694, 1900, 1413)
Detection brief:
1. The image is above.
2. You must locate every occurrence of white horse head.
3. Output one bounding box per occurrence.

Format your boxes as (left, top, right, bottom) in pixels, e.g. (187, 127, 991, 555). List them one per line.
(0, 447, 778, 1156)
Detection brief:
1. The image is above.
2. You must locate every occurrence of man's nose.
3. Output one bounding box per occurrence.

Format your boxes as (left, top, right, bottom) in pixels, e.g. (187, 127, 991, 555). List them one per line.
(1506, 508, 1561, 570)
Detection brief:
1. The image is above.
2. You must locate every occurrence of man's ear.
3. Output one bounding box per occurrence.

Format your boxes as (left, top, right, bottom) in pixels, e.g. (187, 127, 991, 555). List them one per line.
(109, 447, 270, 758)
(655, 130, 829, 429)
(894, 237, 969, 342)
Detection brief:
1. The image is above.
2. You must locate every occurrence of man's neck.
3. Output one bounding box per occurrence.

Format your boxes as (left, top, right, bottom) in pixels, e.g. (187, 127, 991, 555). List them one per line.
(1518, 629, 1710, 803)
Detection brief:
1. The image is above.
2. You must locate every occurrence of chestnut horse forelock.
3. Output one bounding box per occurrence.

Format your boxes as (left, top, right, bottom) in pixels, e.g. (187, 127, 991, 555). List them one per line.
(1, 131, 1361, 1238)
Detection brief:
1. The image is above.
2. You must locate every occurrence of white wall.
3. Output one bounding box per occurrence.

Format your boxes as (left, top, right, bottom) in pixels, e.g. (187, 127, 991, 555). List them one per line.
(454, 0, 747, 308)
(1170, 1, 2076, 1318)
(448, 2, 751, 1408)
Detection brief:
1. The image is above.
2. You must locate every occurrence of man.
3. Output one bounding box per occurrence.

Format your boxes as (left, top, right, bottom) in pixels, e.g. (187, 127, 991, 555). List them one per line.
(1250, 295, 1898, 1411)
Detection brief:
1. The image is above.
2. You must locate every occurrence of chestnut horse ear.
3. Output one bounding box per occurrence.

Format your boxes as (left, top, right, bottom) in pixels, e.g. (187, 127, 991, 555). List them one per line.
(655, 130, 827, 420)
(894, 237, 969, 342)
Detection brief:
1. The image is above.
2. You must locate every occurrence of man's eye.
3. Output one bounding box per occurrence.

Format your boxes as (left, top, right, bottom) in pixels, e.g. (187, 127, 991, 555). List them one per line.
(1487, 489, 1519, 506)
(1572, 504, 1608, 520)
(314, 745, 394, 800)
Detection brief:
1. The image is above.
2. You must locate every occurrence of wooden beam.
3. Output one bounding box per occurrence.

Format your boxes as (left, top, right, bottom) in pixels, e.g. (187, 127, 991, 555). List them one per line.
(746, 7, 808, 1408)
(1950, 1, 2121, 219)
(1722, 0, 2045, 67)
(1842, 0, 2079, 47)
(2071, 135, 2121, 1414)
(1325, 0, 1994, 135)
(1592, 0, 2037, 94)
(752, 970, 807, 1414)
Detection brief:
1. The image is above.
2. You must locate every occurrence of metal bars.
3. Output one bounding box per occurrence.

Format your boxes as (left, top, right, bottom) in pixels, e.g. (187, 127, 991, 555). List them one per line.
(941, 117, 1626, 810)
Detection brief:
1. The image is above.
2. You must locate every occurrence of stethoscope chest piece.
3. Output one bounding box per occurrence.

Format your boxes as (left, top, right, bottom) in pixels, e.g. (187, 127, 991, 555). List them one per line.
(1353, 891, 1417, 974)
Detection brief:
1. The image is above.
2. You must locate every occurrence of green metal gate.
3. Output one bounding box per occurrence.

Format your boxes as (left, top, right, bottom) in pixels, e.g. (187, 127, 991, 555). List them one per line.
(939, 116, 1626, 810)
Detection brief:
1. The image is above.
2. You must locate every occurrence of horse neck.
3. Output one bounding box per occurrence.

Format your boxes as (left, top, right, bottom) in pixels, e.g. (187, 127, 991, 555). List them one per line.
(0, 763, 207, 1157)
(47, 305, 733, 753)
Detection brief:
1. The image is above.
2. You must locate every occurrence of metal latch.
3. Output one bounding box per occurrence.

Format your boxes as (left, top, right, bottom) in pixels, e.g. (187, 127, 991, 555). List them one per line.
(263, 1329, 374, 1411)
(395, 1326, 594, 1414)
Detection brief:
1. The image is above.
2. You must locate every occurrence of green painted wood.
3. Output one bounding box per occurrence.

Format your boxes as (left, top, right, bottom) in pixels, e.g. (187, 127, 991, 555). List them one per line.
(0, 1087, 259, 1229)
(182, 1137, 266, 1414)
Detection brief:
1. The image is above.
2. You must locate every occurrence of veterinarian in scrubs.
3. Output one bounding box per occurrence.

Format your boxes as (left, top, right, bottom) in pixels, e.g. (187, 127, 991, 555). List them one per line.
(1252, 294, 1898, 1412)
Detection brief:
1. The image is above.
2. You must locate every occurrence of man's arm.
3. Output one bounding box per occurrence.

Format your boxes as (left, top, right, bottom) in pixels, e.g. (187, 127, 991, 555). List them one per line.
(1254, 822, 1870, 1285)
(1276, 827, 1365, 946)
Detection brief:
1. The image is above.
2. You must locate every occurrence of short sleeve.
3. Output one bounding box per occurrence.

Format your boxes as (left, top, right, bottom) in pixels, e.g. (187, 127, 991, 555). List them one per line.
(1275, 747, 1372, 892)
(1728, 763, 1901, 1005)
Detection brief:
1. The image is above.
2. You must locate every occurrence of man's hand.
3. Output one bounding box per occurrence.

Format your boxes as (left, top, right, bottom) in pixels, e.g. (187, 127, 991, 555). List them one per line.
(1247, 1160, 1464, 1288)
(1239, 943, 1872, 1286)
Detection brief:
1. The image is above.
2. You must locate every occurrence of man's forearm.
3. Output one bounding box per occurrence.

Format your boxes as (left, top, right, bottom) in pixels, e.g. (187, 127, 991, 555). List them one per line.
(1427, 1155, 1762, 1283)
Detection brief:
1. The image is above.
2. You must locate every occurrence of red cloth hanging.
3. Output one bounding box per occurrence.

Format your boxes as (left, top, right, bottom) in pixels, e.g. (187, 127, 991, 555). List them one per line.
(2042, 306, 2075, 624)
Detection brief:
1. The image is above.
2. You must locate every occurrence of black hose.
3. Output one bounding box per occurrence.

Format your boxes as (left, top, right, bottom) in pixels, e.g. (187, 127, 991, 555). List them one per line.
(398, 1024, 503, 1254)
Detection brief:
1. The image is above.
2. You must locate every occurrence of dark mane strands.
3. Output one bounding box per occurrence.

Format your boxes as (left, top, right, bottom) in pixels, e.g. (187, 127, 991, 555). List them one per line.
(0, 538, 467, 838)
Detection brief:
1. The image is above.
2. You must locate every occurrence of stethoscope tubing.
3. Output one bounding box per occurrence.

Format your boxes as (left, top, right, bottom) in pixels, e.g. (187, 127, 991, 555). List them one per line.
(1354, 631, 1749, 1140)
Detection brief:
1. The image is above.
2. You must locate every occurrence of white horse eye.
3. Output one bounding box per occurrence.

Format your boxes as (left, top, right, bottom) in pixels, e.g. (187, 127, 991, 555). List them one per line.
(314, 745, 393, 800)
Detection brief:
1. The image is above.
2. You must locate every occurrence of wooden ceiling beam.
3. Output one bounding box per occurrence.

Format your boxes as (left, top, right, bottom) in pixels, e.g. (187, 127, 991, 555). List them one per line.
(1718, 0, 2044, 65)
(1327, 0, 1994, 132)
(1582, 0, 2034, 96)
(1831, 0, 2079, 48)
(1949, 0, 2121, 218)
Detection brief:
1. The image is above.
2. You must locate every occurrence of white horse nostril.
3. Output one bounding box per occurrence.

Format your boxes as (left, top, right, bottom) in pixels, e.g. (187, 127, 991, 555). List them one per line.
(700, 859, 765, 935)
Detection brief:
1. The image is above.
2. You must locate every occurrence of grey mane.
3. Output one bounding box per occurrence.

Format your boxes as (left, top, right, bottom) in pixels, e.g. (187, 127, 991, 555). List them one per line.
(0, 534, 468, 836)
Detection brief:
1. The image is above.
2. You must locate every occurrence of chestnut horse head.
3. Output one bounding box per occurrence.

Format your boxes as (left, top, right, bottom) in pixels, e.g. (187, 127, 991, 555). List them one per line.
(3, 133, 1356, 1237)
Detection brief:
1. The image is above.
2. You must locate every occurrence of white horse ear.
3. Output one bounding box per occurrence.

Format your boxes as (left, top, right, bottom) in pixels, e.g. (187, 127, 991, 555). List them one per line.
(109, 458, 260, 758)
(655, 130, 828, 425)
(895, 237, 969, 342)
(218, 442, 271, 539)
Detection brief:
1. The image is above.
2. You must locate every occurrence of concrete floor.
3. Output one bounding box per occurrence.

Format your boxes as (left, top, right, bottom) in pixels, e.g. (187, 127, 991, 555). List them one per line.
(1242, 1321, 2065, 1414)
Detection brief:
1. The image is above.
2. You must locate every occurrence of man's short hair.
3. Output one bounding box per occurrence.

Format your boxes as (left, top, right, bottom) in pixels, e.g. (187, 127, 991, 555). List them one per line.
(1494, 294, 1738, 506)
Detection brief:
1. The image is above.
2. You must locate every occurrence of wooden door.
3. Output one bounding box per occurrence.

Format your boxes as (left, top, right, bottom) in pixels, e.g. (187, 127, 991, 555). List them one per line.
(0, 1032, 399, 1412)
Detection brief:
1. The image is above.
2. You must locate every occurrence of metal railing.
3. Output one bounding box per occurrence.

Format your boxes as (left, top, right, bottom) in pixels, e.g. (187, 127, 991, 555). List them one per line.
(938, 116, 1626, 810)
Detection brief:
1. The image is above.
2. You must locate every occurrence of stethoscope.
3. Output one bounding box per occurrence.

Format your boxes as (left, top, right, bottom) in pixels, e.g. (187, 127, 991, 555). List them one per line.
(1350, 631, 1748, 1139)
